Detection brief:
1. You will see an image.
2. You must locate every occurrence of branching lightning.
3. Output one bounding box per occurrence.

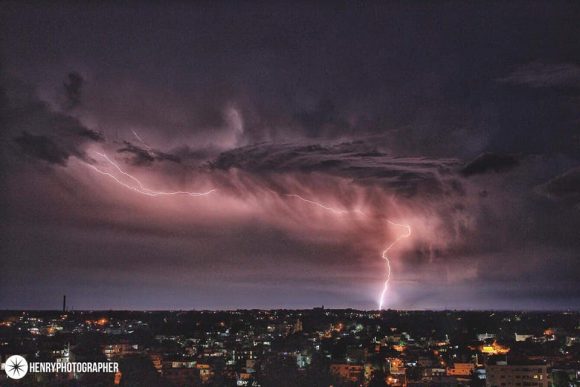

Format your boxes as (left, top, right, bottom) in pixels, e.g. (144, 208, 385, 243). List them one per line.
(285, 194, 349, 214)
(131, 129, 153, 151)
(86, 149, 410, 309)
(87, 152, 215, 197)
(285, 194, 411, 310)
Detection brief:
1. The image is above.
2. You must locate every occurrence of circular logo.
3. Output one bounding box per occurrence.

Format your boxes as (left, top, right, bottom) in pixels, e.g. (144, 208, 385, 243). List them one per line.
(4, 355, 28, 379)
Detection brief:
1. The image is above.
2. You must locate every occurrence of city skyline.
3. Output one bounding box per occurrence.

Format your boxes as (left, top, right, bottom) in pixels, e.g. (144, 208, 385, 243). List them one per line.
(0, 309, 578, 385)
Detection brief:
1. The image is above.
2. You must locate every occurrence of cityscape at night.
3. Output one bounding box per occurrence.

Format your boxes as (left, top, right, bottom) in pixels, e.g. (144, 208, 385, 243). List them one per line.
(1, 1, 580, 385)
(0, 308, 579, 386)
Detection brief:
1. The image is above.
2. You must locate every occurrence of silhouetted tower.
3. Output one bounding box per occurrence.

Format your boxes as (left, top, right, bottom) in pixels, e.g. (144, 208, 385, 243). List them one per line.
(62, 295, 66, 313)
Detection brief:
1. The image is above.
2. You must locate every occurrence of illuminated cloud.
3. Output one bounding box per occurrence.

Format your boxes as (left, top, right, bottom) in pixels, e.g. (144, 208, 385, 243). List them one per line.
(1, 2, 579, 310)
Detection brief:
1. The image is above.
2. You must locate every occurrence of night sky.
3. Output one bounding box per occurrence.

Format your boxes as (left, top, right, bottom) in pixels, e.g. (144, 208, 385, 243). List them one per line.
(1, 2, 580, 310)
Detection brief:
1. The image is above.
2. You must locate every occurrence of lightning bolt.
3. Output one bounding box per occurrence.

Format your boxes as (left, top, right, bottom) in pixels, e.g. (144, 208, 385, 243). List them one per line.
(131, 129, 153, 151)
(85, 150, 410, 309)
(378, 220, 411, 310)
(87, 152, 215, 197)
(285, 195, 411, 310)
(284, 194, 349, 214)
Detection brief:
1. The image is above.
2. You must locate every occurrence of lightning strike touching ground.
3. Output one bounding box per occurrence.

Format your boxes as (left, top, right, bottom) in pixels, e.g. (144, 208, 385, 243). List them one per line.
(286, 195, 412, 310)
(378, 220, 412, 310)
(87, 152, 215, 197)
(87, 152, 410, 308)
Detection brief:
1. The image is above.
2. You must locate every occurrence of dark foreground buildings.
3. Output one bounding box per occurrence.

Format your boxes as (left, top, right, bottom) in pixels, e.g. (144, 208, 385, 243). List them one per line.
(0, 309, 579, 386)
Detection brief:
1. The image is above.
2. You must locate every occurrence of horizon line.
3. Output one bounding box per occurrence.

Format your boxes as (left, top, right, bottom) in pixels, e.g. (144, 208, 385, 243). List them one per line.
(1, 308, 578, 313)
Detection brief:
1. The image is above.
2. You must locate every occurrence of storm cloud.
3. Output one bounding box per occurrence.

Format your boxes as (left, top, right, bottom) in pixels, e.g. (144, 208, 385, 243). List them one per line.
(461, 153, 520, 177)
(537, 166, 580, 207)
(63, 71, 83, 110)
(1, 2, 579, 310)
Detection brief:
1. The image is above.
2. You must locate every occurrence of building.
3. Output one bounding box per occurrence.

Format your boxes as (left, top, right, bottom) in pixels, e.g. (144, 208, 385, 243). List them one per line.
(486, 361, 549, 387)
(163, 366, 199, 385)
(102, 343, 139, 360)
(478, 333, 496, 341)
(330, 363, 364, 382)
(293, 318, 303, 333)
(481, 341, 510, 355)
(447, 363, 474, 376)
(196, 363, 214, 383)
(515, 334, 533, 342)
(387, 357, 405, 375)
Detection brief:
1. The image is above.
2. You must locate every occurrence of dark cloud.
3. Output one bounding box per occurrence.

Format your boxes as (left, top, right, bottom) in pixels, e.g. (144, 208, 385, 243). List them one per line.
(3, 77, 104, 166)
(1, 2, 580, 309)
(295, 98, 348, 137)
(118, 142, 181, 166)
(63, 71, 83, 110)
(212, 142, 461, 197)
(461, 153, 520, 177)
(14, 132, 70, 165)
(537, 166, 580, 207)
(76, 127, 104, 142)
(2, 2, 579, 158)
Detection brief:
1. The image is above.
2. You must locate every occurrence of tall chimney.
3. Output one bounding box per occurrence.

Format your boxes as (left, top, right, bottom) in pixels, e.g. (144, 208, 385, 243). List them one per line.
(62, 295, 66, 313)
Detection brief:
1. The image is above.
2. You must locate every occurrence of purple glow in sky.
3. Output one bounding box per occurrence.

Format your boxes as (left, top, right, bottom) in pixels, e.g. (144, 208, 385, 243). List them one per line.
(1, 2, 580, 310)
